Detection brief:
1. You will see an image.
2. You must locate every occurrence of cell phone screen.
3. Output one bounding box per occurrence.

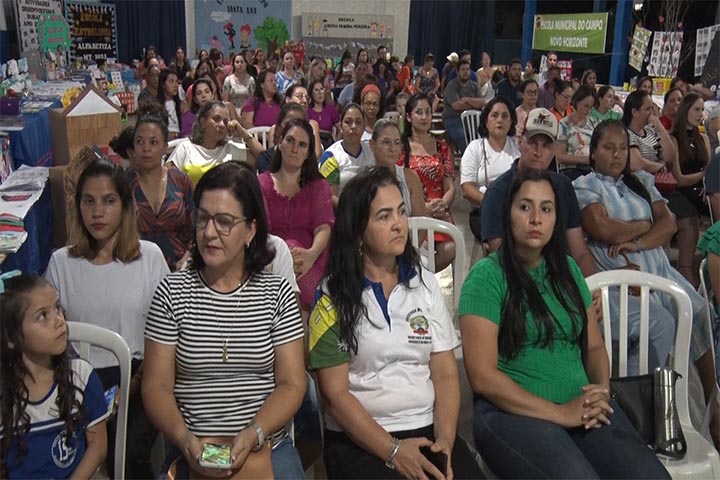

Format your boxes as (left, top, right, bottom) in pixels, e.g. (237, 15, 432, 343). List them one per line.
(103, 386, 117, 415)
(200, 443, 232, 468)
(420, 446, 448, 477)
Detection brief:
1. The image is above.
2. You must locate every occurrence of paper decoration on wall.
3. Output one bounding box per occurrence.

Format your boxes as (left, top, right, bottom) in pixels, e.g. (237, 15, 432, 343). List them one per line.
(15, 0, 63, 52)
(647, 31, 683, 78)
(629, 25, 652, 72)
(695, 24, 720, 77)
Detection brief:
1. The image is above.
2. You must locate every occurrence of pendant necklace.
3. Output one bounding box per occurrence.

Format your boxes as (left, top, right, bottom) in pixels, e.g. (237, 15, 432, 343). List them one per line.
(203, 271, 248, 363)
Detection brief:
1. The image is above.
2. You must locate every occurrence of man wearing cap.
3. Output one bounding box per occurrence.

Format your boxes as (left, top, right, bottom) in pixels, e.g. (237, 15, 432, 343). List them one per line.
(480, 108, 597, 277)
(443, 59, 485, 153)
(441, 52, 459, 92)
(446, 49, 478, 84)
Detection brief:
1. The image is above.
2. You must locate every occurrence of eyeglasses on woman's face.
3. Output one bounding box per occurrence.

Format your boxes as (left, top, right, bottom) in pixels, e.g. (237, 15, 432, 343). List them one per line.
(192, 210, 246, 235)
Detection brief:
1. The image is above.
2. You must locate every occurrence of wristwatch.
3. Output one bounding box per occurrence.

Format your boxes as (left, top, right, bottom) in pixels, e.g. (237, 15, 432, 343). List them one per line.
(248, 422, 264, 451)
(385, 437, 401, 470)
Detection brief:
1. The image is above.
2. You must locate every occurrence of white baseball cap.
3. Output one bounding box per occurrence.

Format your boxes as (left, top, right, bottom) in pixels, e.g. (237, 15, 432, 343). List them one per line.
(524, 108, 558, 141)
(446, 52, 459, 63)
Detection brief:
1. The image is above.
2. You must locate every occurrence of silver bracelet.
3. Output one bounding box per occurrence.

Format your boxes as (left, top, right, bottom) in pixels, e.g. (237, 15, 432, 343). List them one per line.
(385, 437, 401, 470)
(248, 422, 264, 451)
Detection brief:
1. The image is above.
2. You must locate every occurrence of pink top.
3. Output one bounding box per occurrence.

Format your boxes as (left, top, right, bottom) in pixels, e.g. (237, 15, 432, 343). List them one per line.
(258, 173, 335, 309)
(241, 97, 281, 127)
(308, 103, 341, 132)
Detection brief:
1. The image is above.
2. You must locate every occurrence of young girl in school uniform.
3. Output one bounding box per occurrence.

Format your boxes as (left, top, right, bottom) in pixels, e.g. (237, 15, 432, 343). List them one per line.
(0, 273, 108, 479)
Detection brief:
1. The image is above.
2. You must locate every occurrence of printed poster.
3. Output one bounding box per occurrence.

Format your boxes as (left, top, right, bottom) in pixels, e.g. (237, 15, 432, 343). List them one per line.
(65, 2, 118, 64)
(695, 24, 720, 77)
(647, 31, 683, 78)
(15, 0, 63, 52)
(301, 13, 395, 61)
(629, 25, 652, 72)
(194, 0, 291, 57)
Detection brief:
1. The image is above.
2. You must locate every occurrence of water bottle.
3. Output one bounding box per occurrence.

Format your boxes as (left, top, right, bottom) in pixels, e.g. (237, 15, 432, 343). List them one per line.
(653, 367, 687, 459)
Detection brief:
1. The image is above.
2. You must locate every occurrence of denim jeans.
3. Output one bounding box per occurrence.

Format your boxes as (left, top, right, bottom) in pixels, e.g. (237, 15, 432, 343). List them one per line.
(473, 396, 670, 479)
(443, 116, 468, 153)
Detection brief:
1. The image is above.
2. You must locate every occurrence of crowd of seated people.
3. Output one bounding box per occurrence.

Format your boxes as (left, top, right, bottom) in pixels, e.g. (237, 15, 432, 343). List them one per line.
(4, 41, 720, 480)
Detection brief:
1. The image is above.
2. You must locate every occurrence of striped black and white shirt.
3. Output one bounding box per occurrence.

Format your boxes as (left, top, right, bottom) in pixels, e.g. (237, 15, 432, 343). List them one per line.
(628, 125, 661, 163)
(144, 268, 303, 440)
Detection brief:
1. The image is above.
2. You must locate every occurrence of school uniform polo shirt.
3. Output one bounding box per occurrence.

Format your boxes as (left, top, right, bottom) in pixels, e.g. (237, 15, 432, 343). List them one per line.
(308, 260, 460, 433)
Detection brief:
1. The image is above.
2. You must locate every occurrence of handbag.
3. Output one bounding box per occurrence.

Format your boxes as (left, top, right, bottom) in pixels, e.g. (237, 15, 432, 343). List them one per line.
(167, 437, 274, 480)
(610, 367, 687, 459)
(654, 170, 677, 194)
(468, 141, 491, 242)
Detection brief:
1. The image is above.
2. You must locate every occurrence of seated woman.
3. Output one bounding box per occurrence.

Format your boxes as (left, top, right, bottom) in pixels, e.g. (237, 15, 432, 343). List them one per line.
(180, 78, 215, 138)
(128, 109, 194, 271)
(319, 103, 375, 207)
(580, 68, 597, 89)
(515, 80, 539, 139)
(574, 119, 720, 443)
(460, 168, 671, 479)
(306, 57, 334, 106)
(622, 90, 676, 174)
(167, 100, 248, 186)
(307, 79, 341, 149)
(659, 87, 683, 131)
(157, 69, 183, 140)
(668, 92, 711, 286)
(268, 84, 322, 158)
(259, 119, 334, 315)
(310, 166, 482, 480)
(137, 64, 161, 106)
(556, 85, 598, 179)
(589, 85, 622, 123)
(222, 53, 256, 118)
(143, 162, 306, 479)
(360, 83, 384, 144)
(45, 158, 169, 478)
(400, 93, 456, 271)
(369, 118, 427, 218)
(550, 79, 574, 122)
(461, 96, 520, 243)
(241, 69, 282, 128)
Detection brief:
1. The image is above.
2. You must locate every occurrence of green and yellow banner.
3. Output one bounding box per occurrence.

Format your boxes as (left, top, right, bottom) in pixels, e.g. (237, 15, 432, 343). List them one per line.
(532, 13, 608, 54)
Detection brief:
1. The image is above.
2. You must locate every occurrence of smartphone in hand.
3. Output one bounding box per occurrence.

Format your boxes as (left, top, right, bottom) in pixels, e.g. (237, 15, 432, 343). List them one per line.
(420, 446, 448, 478)
(199, 442, 232, 469)
(103, 385, 118, 416)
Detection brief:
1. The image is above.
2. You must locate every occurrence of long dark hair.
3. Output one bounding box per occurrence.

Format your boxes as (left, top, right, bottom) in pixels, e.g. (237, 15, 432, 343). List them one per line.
(0, 276, 83, 477)
(307, 79, 326, 108)
(324, 167, 422, 354)
(273, 102, 308, 145)
(401, 93, 431, 166)
(157, 69, 182, 127)
(570, 85, 596, 109)
(670, 92, 709, 171)
(270, 119, 320, 187)
(477, 96, 517, 138)
(498, 169, 588, 359)
(589, 120, 651, 205)
(192, 162, 274, 273)
(190, 78, 215, 113)
(622, 90, 649, 127)
(595, 85, 614, 108)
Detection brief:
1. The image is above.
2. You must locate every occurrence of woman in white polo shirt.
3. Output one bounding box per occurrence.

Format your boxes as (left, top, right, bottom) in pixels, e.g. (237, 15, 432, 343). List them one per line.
(308, 167, 481, 479)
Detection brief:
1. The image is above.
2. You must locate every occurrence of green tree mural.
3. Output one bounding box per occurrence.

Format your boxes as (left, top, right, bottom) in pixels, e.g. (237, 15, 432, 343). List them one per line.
(254, 17, 289, 55)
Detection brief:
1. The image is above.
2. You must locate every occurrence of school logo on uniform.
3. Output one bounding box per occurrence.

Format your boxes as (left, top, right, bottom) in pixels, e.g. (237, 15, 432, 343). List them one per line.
(406, 308, 432, 345)
(51, 430, 77, 468)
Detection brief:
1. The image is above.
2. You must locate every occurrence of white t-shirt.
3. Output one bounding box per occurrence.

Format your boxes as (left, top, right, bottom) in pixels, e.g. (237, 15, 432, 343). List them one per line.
(167, 139, 247, 186)
(267, 234, 299, 293)
(460, 136, 519, 193)
(165, 100, 180, 133)
(45, 241, 169, 368)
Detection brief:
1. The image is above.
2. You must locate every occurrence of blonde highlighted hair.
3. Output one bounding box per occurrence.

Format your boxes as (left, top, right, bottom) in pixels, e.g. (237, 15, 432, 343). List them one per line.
(68, 158, 140, 262)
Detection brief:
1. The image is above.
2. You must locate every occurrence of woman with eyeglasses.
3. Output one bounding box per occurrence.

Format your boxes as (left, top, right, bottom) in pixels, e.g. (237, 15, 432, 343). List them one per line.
(400, 93, 456, 271)
(550, 79, 574, 122)
(515, 79, 539, 138)
(556, 85, 598, 180)
(143, 161, 306, 479)
(259, 118, 334, 315)
(307, 57, 334, 105)
(360, 84, 384, 144)
(268, 85, 322, 158)
(461, 96, 520, 243)
(308, 79, 341, 149)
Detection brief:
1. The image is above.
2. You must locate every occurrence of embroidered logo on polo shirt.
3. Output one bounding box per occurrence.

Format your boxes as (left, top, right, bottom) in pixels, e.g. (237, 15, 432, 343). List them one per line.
(406, 308, 431, 344)
(52, 430, 77, 468)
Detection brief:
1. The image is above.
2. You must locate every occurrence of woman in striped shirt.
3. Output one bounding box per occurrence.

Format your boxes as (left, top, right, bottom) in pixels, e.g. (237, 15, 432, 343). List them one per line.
(143, 162, 306, 478)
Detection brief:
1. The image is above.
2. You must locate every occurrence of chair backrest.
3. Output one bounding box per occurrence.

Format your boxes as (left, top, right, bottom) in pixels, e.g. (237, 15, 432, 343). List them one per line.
(248, 126, 272, 150)
(703, 177, 715, 224)
(460, 109, 483, 147)
(68, 322, 131, 480)
(165, 138, 186, 160)
(699, 258, 717, 360)
(407, 216, 466, 318)
(585, 270, 693, 427)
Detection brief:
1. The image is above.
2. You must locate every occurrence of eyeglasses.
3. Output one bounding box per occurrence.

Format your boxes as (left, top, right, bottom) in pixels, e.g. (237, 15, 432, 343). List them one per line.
(363, 101, 380, 109)
(292, 93, 309, 100)
(379, 138, 402, 148)
(524, 90, 539, 95)
(192, 210, 247, 235)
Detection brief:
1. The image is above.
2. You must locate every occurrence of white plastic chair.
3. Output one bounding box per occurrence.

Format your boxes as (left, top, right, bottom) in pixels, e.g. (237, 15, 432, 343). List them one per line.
(248, 126, 272, 150)
(460, 109, 483, 148)
(586, 271, 720, 478)
(407, 216, 466, 317)
(67, 322, 132, 480)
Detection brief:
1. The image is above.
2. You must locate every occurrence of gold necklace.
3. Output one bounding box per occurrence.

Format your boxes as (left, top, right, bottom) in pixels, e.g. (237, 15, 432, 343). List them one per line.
(201, 271, 247, 362)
